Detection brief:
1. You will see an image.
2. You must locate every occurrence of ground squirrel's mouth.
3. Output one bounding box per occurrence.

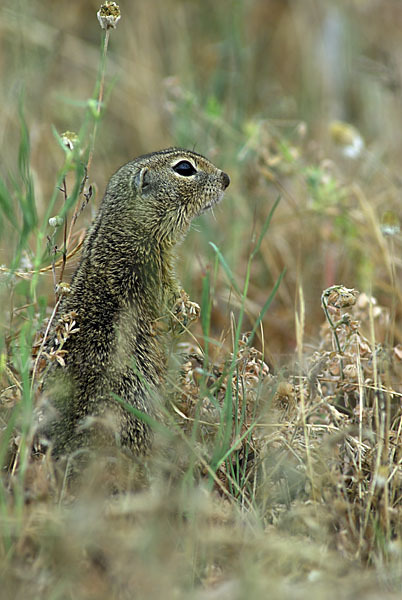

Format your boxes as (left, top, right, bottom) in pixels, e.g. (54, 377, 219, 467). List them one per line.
(200, 192, 225, 214)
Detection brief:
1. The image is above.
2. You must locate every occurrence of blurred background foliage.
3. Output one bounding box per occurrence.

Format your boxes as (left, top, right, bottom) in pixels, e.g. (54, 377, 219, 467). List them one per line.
(1, 0, 401, 357)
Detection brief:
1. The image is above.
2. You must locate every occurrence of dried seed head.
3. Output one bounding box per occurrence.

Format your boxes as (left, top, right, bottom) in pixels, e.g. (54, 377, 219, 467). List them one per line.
(55, 282, 72, 296)
(61, 131, 78, 151)
(374, 466, 388, 489)
(49, 216, 64, 228)
(325, 285, 359, 309)
(394, 345, 402, 361)
(380, 211, 400, 237)
(329, 120, 364, 158)
(97, 1, 121, 29)
(343, 364, 358, 379)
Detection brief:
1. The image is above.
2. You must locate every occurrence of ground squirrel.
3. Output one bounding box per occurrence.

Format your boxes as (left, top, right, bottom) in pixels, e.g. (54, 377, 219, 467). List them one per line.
(39, 148, 230, 459)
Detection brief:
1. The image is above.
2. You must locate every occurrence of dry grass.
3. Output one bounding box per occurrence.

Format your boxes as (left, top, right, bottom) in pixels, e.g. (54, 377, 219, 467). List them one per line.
(1, 1, 402, 598)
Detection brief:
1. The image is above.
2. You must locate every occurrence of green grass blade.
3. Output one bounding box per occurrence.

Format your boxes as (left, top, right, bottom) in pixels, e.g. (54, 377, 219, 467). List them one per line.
(17, 102, 37, 232)
(209, 241, 240, 295)
(0, 176, 19, 231)
(251, 195, 281, 259)
(111, 393, 173, 439)
(249, 267, 286, 344)
(201, 270, 211, 350)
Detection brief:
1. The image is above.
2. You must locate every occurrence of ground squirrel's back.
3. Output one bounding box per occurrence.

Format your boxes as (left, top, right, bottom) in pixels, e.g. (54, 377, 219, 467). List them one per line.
(39, 148, 230, 460)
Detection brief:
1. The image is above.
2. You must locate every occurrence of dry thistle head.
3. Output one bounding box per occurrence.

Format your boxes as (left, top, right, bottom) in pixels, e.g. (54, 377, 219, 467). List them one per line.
(97, 1, 121, 29)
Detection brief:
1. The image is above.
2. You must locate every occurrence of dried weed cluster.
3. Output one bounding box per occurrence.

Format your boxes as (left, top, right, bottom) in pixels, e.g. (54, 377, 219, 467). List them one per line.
(172, 287, 402, 562)
(3, 286, 401, 599)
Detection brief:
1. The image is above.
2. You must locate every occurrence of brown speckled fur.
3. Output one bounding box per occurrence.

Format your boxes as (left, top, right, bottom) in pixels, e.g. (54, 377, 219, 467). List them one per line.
(39, 148, 230, 458)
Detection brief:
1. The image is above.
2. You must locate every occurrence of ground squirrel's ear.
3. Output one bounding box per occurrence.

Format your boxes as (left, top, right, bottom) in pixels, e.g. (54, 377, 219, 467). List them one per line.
(132, 167, 151, 195)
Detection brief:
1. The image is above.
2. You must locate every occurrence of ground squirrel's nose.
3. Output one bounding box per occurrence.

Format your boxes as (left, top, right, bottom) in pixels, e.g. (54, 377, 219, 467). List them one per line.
(221, 171, 230, 189)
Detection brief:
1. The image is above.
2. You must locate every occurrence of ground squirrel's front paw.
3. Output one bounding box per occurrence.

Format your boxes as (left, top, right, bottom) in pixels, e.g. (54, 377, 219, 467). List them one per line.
(171, 290, 200, 332)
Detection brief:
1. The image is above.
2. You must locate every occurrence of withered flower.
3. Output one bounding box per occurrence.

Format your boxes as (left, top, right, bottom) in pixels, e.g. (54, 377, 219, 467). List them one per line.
(97, 1, 121, 30)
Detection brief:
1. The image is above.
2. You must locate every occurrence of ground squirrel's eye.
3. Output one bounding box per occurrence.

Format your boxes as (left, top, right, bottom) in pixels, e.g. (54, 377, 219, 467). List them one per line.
(173, 160, 197, 176)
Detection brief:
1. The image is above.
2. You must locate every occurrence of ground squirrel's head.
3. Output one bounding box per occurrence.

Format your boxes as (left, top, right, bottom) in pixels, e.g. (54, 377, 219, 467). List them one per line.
(103, 148, 230, 245)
